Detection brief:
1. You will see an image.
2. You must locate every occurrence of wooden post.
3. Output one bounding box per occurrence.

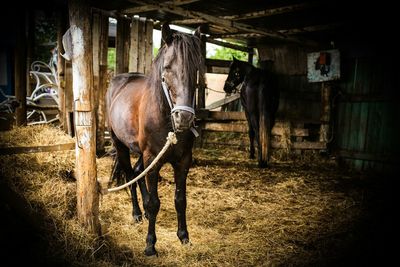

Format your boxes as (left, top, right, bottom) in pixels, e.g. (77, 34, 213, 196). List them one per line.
(95, 12, 108, 155)
(68, 0, 100, 235)
(144, 19, 153, 74)
(64, 62, 74, 136)
(57, 10, 67, 131)
(137, 18, 146, 73)
(14, 12, 28, 126)
(319, 82, 331, 143)
(197, 34, 206, 109)
(128, 17, 139, 72)
(115, 16, 129, 74)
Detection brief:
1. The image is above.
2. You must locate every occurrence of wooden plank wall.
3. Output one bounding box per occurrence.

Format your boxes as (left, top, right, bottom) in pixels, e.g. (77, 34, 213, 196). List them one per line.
(128, 17, 153, 74)
(335, 56, 398, 173)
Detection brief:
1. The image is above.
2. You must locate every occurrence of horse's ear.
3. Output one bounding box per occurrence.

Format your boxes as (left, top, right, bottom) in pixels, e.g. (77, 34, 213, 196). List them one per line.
(162, 23, 173, 45)
(232, 56, 237, 61)
(194, 26, 201, 38)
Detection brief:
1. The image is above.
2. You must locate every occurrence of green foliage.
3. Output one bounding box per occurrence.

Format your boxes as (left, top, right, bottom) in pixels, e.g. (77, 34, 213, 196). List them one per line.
(209, 46, 248, 61)
(34, 11, 57, 63)
(153, 47, 159, 58)
(108, 48, 116, 70)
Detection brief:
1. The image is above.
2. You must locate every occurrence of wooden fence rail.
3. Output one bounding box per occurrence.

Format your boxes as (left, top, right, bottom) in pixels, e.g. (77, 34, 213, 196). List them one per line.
(0, 143, 75, 155)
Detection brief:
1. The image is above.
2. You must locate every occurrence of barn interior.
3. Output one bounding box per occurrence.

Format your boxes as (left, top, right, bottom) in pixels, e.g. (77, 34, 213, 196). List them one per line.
(0, 0, 398, 266)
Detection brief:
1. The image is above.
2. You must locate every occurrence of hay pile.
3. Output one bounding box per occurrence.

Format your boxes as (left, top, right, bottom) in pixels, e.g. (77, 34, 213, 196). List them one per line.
(0, 125, 389, 266)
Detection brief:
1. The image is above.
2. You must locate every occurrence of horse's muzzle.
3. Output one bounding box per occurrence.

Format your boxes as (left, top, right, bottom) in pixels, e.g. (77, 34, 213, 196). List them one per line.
(172, 110, 195, 132)
(223, 83, 234, 94)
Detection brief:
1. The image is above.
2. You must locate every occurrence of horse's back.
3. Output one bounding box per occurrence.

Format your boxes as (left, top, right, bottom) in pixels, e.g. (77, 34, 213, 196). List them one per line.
(107, 72, 145, 104)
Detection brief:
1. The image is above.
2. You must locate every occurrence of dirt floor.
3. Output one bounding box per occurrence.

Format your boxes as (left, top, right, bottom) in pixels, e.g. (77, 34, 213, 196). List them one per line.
(0, 125, 395, 266)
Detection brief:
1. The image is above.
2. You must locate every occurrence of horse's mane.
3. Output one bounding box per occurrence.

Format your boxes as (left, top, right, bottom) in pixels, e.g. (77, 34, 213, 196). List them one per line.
(147, 31, 202, 113)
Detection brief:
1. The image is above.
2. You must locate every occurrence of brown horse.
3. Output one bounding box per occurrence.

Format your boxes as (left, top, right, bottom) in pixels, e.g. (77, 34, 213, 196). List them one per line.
(106, 23, 202, 256)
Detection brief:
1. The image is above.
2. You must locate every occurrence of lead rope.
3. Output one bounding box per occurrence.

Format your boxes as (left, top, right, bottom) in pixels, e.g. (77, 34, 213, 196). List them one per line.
(100, 132, 177, 194)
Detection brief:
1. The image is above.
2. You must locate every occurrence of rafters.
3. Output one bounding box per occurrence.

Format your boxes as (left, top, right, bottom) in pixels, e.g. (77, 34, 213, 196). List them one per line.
(123, 0, 200, 14)
(125, 0, 318, 46)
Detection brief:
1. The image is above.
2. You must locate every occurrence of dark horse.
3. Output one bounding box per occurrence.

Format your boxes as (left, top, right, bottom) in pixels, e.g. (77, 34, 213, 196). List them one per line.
(106, 23, 202, 256)
(223, 57, 279, 168)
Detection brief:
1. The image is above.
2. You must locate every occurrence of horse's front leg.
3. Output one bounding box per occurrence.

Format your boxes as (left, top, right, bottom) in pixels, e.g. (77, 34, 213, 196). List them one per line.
(172, 153, 191, 244)
(143, 154, 161, 256)
(244, 111, 255, 159)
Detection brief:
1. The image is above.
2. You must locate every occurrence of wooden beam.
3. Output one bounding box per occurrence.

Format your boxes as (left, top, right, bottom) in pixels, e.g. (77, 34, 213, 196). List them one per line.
(206, 93, 240, 110)
(208, 111, 246, 121)
(222, 2, 320, 20)
(127, 0, 316, 45)
(278, 23, 342, 35)
(205, 37, 249, 52)
(203, 122, 247, 133)
(68, 0, 101, 235)
(26, 103, 59, 110)
(171, 2, 320, 24)
(203, 122, 309, 137)
(0, 143, 75, 155)
(211, 32, 264, 39)
(123, 0, 200, 14)
(273, 141, 326, 150)
(170, 18, 206, 25)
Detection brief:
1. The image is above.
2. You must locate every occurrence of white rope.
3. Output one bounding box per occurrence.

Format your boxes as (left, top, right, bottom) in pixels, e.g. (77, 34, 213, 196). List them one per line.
(105, 132, 178, 194)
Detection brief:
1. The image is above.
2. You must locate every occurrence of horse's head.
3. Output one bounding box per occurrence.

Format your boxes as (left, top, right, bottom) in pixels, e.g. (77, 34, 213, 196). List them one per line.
(223, 57, 245, 94)
(159, 23, 202, 132)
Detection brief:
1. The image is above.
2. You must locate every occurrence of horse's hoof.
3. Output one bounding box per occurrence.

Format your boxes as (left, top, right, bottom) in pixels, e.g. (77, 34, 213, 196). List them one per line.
(133, 214, 143, 223)
(144, 246, 158, 257)
(181, 238, 191, 245)
(258, 162, 268, 168)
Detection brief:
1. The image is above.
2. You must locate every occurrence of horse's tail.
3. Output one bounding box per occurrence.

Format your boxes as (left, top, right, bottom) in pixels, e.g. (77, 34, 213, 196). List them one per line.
(258, 87, 272, 168)
(258, 106, 270, 168)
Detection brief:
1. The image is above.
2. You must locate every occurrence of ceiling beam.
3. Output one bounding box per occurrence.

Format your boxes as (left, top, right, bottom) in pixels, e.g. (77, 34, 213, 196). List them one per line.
(123, 0, 200, 14)
(221, 2, 320, 20)
(205, 38, 250, 52)
(126, 0, 317, 46)
(210, 32, 264, 39)
(278, 23, 342, 35)
(170, 2, 320, 25)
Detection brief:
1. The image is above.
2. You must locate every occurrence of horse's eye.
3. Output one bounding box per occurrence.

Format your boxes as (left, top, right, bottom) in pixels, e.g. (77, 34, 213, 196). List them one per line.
(164, 65, 171, 70)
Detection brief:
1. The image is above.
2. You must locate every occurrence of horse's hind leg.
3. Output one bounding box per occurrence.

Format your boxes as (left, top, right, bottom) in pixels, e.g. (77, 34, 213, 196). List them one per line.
(245, 111, 256, 159)
(132, 154, 149, 220)
(248, 123, 256, 159)
(111, 133, 143, 222)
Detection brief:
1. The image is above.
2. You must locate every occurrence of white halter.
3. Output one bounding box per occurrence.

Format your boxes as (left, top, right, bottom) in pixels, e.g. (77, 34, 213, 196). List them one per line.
(161, 78, 198, 137)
